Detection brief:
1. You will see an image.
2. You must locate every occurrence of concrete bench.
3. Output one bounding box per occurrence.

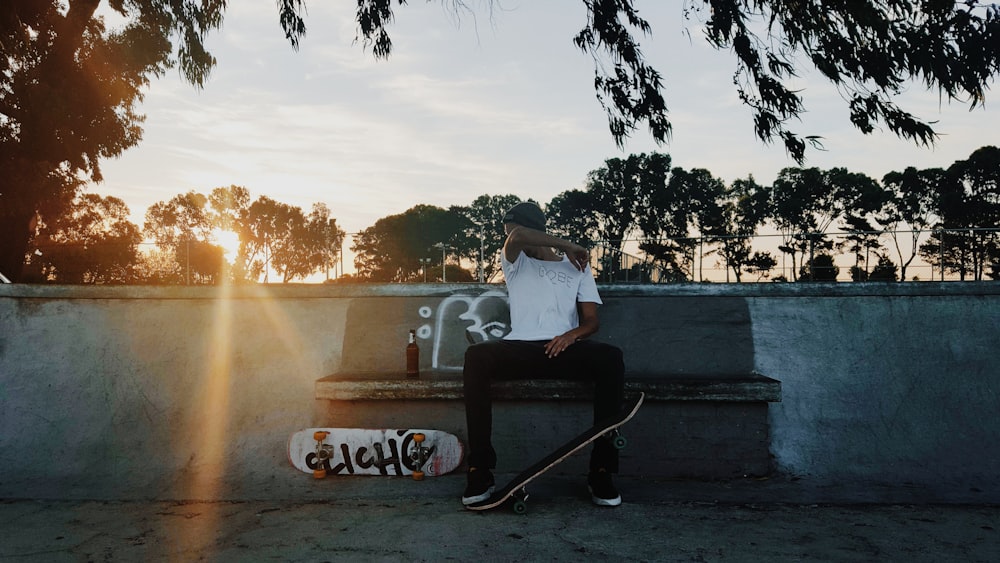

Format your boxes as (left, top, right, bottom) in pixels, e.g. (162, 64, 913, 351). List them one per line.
(314, 371, 781, 479)
(315, 287, 782, 479)
(315, 372, 781, 402)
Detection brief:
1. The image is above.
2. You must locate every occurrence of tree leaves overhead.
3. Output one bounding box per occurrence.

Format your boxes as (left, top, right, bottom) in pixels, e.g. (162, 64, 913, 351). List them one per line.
(690, 0, 998, 162)
(276, 1, 1000, 163)
(573, 0, 670, 148)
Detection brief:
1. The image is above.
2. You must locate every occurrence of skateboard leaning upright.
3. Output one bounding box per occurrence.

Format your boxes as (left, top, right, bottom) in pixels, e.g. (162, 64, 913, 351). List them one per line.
(466, 392, 644, 513)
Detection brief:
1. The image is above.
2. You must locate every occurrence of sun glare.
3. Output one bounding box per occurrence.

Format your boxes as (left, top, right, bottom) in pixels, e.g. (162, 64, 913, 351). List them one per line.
(212, 228, 241, 261)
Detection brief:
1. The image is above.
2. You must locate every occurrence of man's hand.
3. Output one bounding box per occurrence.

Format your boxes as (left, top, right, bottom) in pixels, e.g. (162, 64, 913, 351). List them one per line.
(564, 242, 589, 272)
(545, 332, 578, 358)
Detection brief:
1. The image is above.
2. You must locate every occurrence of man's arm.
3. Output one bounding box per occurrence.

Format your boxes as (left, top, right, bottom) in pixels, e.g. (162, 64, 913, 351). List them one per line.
(545, 302, 600, 358)
(503, 226, 589, 271)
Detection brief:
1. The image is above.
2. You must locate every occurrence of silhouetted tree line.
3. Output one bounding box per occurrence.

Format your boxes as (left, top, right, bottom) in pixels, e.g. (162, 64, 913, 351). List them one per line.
(23, 185, 346, 284)
(6, 2, 1000, 282)
(18, 146, 1000, 284)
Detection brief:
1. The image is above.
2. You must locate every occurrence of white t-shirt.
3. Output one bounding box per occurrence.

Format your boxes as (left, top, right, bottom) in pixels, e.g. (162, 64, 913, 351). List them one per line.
(502, 250, 603, 341)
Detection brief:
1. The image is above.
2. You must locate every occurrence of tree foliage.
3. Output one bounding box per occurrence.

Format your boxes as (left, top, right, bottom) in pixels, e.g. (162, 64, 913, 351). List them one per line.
(919, 146, 1000, 280)
(704, 176, 771, 282)
(276, 0, 1000, 163)
(879, 167, 943, 281)
(143, 187, 345, 284)
(351, 204, 473, 282)
(1, 0, 226, 281)
(144, 190, 224, 284)
(450, 194, 523, 282)
(25, 193, 142, 283)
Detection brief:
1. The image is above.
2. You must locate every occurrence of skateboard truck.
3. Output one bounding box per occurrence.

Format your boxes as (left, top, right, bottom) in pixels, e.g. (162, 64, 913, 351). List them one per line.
(609, 429, 627, 449)
(512, 489, 530, 515)
(409, 433, 428, 480)
(312, 431, 333, 479)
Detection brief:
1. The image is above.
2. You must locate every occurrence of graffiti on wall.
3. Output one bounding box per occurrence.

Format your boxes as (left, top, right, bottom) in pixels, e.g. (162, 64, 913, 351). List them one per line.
(414, 290, 510, 371)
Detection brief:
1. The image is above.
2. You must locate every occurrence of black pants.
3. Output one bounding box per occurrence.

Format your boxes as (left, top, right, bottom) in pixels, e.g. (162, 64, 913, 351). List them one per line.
(463, 339, 625, 473)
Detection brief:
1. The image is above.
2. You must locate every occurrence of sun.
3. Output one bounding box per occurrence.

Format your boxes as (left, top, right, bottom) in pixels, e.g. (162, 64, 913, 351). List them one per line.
(212, 228, 241, 262)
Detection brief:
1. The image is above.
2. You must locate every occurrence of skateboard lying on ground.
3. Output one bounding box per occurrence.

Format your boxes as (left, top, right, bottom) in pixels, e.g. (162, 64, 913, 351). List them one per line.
(288, 428, 464, 480)
(466, 392, 645, 513)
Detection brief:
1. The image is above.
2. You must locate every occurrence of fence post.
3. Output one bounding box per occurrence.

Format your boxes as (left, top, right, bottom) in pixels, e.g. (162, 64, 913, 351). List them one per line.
(939, 229, 944, 281)
(698, 237, 703, 282)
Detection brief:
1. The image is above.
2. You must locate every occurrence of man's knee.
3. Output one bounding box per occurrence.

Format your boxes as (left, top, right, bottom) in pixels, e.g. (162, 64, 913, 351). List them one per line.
(588, 342, 624, 375)
(464, 341, 494, 367)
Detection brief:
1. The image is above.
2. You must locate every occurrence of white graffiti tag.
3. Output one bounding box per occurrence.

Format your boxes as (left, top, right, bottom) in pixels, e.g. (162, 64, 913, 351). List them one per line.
(424, 290, 510, 371)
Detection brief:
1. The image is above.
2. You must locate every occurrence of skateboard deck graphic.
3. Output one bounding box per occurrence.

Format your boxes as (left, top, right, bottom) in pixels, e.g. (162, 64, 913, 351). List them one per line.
(467, 392, 644, 512)
(288, 428, 464, 478)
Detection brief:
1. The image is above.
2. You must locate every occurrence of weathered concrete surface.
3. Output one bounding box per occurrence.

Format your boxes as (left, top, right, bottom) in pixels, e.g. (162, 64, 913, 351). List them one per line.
(748, 288, 1000, 498)
(2, 283, 999, 501)
(0, 285, 347, 500)
(0, 476, 997, 562)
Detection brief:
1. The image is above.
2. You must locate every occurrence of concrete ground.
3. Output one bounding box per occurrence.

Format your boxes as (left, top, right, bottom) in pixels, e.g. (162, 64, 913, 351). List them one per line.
(1, 475, 998, 562)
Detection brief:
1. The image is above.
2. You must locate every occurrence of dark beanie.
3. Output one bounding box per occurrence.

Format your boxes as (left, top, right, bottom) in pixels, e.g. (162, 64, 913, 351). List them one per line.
(502, 202, 546, 232)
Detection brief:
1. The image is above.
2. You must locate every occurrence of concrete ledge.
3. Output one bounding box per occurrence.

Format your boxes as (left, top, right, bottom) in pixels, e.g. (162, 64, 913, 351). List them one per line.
(3, 281, 999, 300)
(315, 372, 781, 402)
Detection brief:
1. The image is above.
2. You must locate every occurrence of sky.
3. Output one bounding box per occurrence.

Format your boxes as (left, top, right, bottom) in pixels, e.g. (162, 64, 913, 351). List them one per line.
(93, 2, 999, 276)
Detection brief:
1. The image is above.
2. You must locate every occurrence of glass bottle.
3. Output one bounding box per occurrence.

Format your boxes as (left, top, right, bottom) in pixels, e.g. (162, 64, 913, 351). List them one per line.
(406, 329, 419, 379)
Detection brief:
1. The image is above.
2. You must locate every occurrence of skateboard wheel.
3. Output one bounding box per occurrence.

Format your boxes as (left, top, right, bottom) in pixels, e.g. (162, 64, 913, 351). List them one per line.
(313, 468, 327, 479)
(612, 435, 628, 449)
(513, 500, 528, 515)
(412, 470, 425, 481)
(412, 433, 425, 443)
(313, 431, 329, 442)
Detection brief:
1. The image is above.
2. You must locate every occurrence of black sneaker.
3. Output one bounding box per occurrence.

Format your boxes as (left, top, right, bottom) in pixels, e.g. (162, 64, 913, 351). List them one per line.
(462, 467, 495, 506)
(588, 470, 622, 507)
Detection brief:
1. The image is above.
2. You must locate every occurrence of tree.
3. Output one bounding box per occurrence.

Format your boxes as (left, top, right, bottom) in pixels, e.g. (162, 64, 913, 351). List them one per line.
(25, 193, 141, 283)
(352, 205, 472, 282)
(592, 154, 666, 280)
(545, 190, 600, 246)
(144, 191, 224, 284)
(276, 1, 1000, 163)
(451, 194, 523, 283)
(841, 215, 885, 282)
(799, 253, 839, 282)
(920, 146, 1000, 280)
(744, 251, 777, 282)
(868, 254, 899, 282)
(835, 167, 891, 281)
(546, 154, 670, 282)
(878, 167, 943, 281)
(697, 176, 770, 283)
(676, 169, 730, 282)
(242, 196, 319, 283)
(209, 185, 252, 233)
(144, 191, 226, 284)
(730, 177, 772, 282)
(768, 167, 880, 280)
(768, 167, 829, 281)
(635, 161, 702, 282)
(1, 1, 225, 281)
(303, 203, 347, 282)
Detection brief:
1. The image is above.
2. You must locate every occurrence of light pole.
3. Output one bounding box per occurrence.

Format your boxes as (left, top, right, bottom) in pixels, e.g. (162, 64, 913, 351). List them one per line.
(475, 222, 485, 283)
(418, 257, 432, 282)
(433, 242, 449, 282)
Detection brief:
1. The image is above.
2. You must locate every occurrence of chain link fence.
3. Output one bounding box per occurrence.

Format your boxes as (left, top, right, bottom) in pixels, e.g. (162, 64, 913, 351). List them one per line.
(592, 228, 1000, 284)
(11, 227, 1000, 284)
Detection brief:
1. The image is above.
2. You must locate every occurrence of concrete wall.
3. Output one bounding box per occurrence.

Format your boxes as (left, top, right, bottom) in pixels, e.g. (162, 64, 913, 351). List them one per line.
(1, 282, 998, 501)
